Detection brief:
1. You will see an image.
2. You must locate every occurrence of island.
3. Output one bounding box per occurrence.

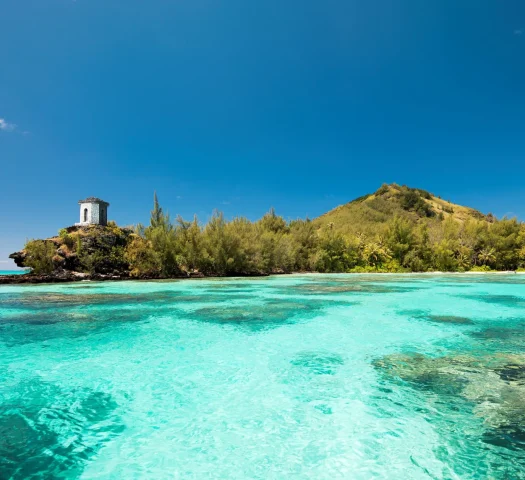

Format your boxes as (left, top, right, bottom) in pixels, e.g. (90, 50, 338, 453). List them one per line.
(3, 184, 525, 284)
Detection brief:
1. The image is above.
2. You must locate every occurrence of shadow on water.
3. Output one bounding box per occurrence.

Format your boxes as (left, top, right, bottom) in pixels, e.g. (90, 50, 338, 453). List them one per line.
(0, 290, 355, 343)
(0, 304, 181, 347)
(0, 379, 125, 479)
(397, 309, 474, 325)
(442, 275, 525, 285)
(189, 299, 321, 331)
(0, 290, 253, 311)
(200, 282, 265, 294)
(0, 290, 261, 346)
(0, 309, 152, 347)
(462, 294, 525, 308)
(469, 321, 525, 351)
(186, 290, 359, 331)
(0, 282, 363, 343)
(284, 282, 418, 295)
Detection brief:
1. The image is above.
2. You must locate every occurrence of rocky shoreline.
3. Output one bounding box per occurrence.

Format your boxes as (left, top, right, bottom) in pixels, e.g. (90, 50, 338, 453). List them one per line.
(0, 271, 275, 285)
(2, 269, 522, 285)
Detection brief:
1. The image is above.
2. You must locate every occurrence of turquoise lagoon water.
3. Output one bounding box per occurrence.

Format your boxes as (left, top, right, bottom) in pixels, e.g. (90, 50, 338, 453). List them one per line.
(0, 270, 27, 275)
(0, 274, 524, 479)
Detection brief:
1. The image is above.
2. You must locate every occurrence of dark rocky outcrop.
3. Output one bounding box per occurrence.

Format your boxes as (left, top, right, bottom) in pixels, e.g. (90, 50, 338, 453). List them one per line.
(6, 225, 135, 283)
(0, 270, 209, 285)
(9, 251, 26, 268)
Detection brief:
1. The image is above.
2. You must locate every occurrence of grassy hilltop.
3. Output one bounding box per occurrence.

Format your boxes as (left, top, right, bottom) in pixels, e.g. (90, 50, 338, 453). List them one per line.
(315, 183, 489, 236)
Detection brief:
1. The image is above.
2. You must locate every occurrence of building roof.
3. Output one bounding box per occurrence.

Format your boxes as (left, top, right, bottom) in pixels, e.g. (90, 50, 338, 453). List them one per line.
(78, 197, 110, 206)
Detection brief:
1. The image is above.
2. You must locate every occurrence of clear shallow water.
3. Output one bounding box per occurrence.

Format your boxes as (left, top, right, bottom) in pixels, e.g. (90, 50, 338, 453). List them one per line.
(0, 270, 27, 275)
(1, 274, 524, 479)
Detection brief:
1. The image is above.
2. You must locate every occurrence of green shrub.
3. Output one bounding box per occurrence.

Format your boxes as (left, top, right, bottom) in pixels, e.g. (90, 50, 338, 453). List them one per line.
(469, 265, 492, 272)
(58, 228, 74, 249)
(23, 240, 56, 274)
(398, 189, 435, 217)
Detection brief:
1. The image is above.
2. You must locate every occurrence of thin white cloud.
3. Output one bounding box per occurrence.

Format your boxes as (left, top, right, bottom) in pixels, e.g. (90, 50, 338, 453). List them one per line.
(0, 118, 16, 132)
(502, 211, 517, 218)
(515, 29, 523, 36)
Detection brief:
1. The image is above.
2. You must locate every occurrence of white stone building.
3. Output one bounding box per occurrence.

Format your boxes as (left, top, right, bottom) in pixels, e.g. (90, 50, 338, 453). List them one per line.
(76, 197, 110, 226)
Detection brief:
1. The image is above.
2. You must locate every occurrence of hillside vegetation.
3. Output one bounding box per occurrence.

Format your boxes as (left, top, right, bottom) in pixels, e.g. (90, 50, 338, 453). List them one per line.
(10, 185, 525, 276)
(315, 183, 488, 236)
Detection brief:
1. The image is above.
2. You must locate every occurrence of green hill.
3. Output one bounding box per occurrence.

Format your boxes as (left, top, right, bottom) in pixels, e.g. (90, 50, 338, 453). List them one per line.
(314, 183, 490, 236)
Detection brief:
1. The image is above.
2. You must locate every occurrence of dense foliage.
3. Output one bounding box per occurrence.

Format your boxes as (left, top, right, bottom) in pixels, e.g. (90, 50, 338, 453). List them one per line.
(21, 188, 525, 276)
(23, 240, 57, 274)
(124, 193, 525, 276)
(22, 223, 131, 275)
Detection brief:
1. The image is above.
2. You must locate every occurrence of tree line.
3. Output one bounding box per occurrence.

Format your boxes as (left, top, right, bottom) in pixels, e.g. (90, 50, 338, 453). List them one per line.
(23, 193, 525, 275)
(126, 194, 525, 275)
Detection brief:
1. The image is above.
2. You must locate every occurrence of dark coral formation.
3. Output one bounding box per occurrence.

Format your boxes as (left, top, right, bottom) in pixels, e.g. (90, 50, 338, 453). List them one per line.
(373, 352, 525, 451)
(0, 380, 124, 478)
(398, 309, 474, 325)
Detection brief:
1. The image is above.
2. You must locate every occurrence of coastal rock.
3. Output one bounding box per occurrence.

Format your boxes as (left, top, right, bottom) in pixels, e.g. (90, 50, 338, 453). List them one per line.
(0, 272, 131, 284)
(9, 250, 27, 269)
(7, 224, 135, 281)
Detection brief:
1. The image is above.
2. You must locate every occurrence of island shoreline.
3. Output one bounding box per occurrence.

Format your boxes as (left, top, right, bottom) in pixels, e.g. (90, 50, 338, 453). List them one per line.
(0, 270, 521, 285)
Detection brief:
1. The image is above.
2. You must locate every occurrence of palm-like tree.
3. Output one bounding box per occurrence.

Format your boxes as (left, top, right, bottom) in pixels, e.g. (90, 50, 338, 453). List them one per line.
(478, 247, 496, 266)
(363, 242, 392, 267)
(355, 232, 367, 249)
(455, 246, 473, 270)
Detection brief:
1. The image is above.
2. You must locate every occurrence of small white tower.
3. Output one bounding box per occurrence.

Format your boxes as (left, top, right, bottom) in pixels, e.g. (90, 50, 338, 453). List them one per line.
(76, 197, 110, 226)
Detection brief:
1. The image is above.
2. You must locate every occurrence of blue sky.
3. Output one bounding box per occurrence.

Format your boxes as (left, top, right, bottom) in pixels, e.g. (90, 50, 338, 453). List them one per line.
(1, 0, 524, 268)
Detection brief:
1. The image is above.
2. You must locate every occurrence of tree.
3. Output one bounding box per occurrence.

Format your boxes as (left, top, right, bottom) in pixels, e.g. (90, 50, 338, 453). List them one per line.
(362, 242, 392, 268)
(477, 247, 496, 267)
(150, 191, 165, 228)
(125, 235, 162, 276)
(174, 215, 206, 273)
(289, 219, 318, 271)
(201, 211, 238, 275)
(141, 193, 180, 276)
(23, 240, 56, 274)
(432, 240, 458, 271)
(258, 208, 287, 233)
(385, 216, 414, 266)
